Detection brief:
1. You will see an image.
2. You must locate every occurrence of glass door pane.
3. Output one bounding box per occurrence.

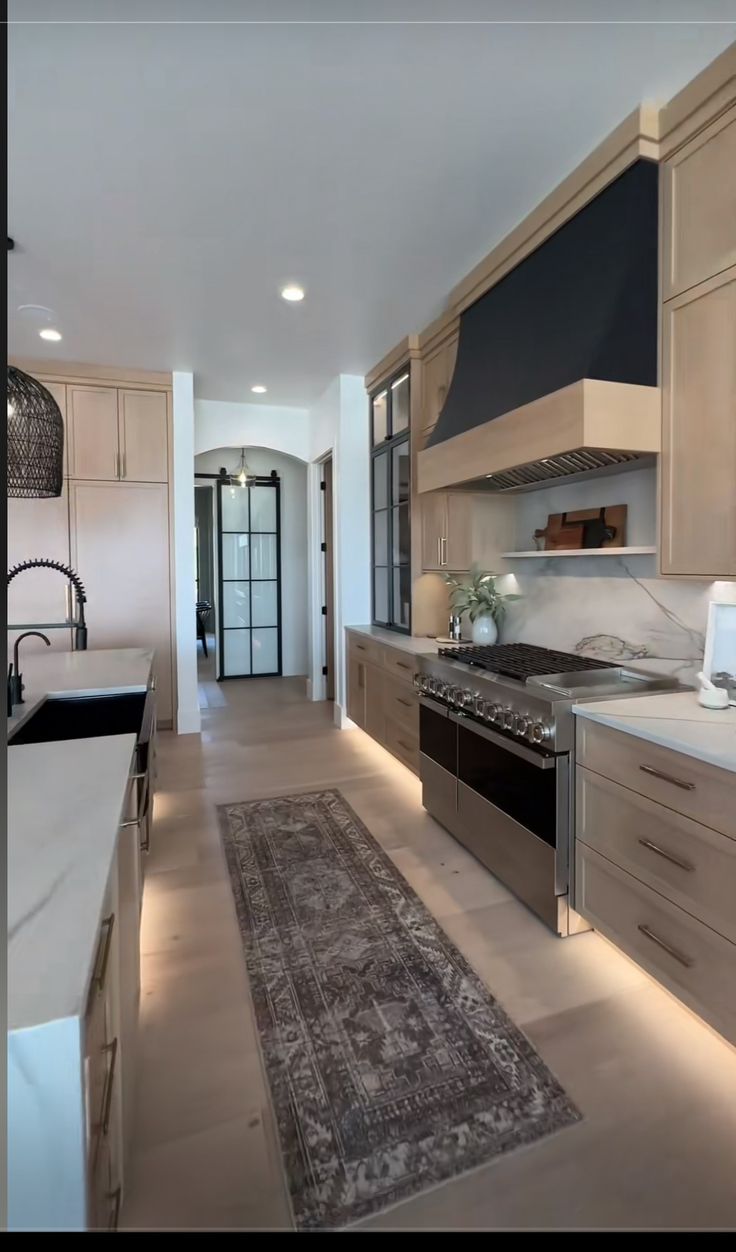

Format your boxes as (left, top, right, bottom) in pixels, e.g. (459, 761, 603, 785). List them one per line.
(218, 479, 281, 678)
(390, 372, 410, 434)
(372, 389, 388, 445)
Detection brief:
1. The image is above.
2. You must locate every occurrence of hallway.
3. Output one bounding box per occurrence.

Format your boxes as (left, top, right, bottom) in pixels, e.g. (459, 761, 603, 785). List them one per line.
(121, 677, 736, 1231)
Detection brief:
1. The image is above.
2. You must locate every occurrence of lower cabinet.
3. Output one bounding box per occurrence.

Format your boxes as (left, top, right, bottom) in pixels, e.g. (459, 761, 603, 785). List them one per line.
(347, 632, 420, 773)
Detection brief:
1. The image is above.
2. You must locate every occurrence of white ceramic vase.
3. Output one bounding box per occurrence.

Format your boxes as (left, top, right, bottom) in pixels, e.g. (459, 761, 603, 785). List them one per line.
(471, 614, 498, 645)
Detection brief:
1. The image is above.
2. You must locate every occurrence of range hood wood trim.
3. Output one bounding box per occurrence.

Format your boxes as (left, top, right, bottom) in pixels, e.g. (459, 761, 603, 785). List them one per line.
(416, 379, 661, 494)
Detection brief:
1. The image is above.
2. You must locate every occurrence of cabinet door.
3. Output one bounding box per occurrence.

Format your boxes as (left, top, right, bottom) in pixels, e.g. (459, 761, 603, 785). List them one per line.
(663, 106, 736, 301)
(118, 389, 169, 482)
(421, 493, 448, 570)
(660, 267, 736, 577)
(347, 654, 366, 728)
(420, 329, 458, 445)
(70, 481, 174, 720)
(445, 494, 472, 571)
(68, 386, 120, 480)
(364, 662, 385, 743)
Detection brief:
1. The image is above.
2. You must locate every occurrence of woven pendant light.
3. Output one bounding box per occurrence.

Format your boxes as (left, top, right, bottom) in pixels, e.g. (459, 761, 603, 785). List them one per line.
(7, 366, 65, 498)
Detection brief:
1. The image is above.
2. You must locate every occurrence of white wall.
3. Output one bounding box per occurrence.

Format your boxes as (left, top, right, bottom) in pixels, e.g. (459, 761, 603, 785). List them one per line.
(172, 372, 201, 735)
(195, 399, 310, 462)
(194, 447, 308, 677)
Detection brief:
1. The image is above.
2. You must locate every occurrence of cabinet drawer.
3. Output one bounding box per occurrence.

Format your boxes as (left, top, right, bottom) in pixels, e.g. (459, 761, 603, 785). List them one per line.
(576, 766, 736, 943)
(385, 683, 419, 735)
(347, 633, 384, 668)
(577, 844, 736, 1044)
(385, 718, 419, 774)
(382, 646, 417, 685)
(576, 719, 736, 839)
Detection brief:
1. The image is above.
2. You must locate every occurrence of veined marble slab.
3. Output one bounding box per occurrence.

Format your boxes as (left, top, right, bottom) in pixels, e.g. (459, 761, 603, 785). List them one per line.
(573, 691, 736, 773)
(8, 733, 138, 1031)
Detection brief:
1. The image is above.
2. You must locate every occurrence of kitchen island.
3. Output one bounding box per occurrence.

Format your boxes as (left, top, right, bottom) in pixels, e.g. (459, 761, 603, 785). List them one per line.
(7, 647, 155, 1231)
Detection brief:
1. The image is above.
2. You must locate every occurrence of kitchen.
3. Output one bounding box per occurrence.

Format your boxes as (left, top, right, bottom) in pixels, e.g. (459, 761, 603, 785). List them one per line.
(7, 16, 736, 1236)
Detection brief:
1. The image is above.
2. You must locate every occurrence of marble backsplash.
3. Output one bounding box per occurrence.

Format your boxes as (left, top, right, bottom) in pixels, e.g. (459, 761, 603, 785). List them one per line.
(500, 557, 736, 685)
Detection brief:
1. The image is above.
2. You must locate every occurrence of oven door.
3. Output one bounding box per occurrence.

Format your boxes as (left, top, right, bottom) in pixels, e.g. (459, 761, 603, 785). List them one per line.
(418, 697, 462, 839)
(453, 711, 570, 930)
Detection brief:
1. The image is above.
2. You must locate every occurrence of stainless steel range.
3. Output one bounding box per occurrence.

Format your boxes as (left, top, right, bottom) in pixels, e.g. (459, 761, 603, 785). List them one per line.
(413, 643, 684, 936)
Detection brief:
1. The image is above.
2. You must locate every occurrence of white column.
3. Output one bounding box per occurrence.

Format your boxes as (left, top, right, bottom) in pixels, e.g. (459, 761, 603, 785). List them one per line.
(172, 372, 201, 735)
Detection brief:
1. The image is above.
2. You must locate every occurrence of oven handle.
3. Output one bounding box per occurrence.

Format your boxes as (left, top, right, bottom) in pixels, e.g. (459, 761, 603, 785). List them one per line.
(449, 710, 558, 769)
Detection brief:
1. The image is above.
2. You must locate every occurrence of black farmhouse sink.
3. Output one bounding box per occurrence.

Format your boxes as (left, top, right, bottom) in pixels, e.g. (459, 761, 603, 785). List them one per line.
(9, 692, 146, 746)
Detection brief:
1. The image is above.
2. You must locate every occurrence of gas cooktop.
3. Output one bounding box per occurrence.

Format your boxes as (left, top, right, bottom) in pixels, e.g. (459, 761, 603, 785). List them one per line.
(438, 642, 615, 683)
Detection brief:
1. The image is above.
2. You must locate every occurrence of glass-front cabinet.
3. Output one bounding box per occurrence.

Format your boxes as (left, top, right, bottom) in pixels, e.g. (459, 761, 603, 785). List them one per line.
(371, 369, 411, 632)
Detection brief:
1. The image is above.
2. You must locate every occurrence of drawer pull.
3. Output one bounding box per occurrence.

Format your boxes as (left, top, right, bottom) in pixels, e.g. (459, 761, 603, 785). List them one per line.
(396, 661, 411, 671)
(396, 696, 412, 707)
(637, 924, 694, 969)
(92, 914, 115, 995)
(397, 738, 415, 754)
(639, 764, 695, 791)
(101, 1036, 119, 1136)
(355, 643, 367, 652)
(638, 838, 695, 873)
(107, 1185, 122, 1231)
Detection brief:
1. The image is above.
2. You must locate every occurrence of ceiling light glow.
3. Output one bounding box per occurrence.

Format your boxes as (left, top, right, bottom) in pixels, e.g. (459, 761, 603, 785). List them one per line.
(280, 284, 305, 302)
(251, 384, 267, 394)
(39, 328, 62, 342)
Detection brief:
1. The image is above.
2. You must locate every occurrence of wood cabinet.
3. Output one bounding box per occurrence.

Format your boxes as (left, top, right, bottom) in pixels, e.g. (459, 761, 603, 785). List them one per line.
(69, 385, 169, 483)
(70, 481, 173, 722)
(346, 631, 420, 774)
(660, 266, 736, 577)
(118, 389, 169, 482)
(421, 492, 472, 571)
(575, 719, 736, 1045)
(660, 103, 736, 580)
(662, 105, 736, 300)
(68, 386, 120, 481)
(7, 479, 73, 654)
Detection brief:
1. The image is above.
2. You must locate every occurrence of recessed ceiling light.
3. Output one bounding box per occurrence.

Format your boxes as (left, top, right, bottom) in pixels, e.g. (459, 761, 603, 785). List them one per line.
(251, 384, 267, 394)
(280, 284, 305, 302)
(39, 328, 62, 341)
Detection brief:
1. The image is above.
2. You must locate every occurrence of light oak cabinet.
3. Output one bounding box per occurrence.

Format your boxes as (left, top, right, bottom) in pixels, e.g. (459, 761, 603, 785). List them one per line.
(421, 492, 472, 571)
(68, 385, 168, 483)
(70, 481, 173, 722)
(660, 266, 736, 577)
(346, 631, 420, 774)
(662, 105, 736, 300)
(660, 105, 736, 580)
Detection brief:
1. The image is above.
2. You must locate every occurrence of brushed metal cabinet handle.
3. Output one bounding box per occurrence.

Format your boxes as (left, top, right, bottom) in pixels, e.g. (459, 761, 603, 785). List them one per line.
(356, 643, 367, 652)
(638, 838, 695, 873)
(397, 738, 414, 753)
(107, 1185, 122, 1231)
(437, 537, 441, 567)
(440, 536, 448, 566)
(637, 924, 694, 968)
(396, 660, 411, 671)
(114, 452, 120, 479)
(396, 696, 412, 707)
(101, 1036, 119, 1135)
(639, 764, 695, 791)
(92, 913, 115, 994)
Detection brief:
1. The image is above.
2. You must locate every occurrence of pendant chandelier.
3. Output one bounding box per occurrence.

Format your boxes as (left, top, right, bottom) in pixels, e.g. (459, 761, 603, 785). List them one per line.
(7, 365, 65, 498)
(221, 447, 257, 489)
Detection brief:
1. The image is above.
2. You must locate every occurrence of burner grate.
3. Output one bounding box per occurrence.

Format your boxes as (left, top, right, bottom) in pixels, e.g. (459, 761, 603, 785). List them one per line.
(438, 642, 616, 681)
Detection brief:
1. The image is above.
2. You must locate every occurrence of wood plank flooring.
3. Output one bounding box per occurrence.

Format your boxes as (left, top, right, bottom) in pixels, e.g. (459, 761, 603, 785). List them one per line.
(121, 673, 736, 1231)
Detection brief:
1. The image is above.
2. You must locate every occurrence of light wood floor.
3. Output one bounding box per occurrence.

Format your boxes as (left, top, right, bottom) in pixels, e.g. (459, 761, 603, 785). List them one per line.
(121, 671, 736, 1231)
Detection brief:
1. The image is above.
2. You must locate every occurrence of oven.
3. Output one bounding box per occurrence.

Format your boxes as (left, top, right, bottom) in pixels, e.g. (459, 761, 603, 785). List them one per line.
(419, 696, 571, 934)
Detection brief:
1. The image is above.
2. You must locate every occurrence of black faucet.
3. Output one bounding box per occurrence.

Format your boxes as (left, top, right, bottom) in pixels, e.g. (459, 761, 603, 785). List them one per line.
(9, 631, 51, 707)
(7, 558, 88, 650)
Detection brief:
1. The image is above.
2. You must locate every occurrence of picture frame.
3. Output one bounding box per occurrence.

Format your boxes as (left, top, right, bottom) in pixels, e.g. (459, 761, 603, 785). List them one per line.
(702, 600, 736, 705)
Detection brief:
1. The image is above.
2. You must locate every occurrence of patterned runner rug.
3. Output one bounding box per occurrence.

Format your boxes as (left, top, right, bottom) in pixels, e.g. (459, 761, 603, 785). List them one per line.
(218, 789, 581, 1230)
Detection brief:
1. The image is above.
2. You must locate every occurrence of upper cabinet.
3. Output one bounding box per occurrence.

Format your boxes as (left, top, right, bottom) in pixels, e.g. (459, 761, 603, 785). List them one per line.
(662, 105, 736, 301)
(68, 384, 168, 482)
(421, 492, 472, 572)
(118, 389, 169, 482)
(660, 105, 736, 579)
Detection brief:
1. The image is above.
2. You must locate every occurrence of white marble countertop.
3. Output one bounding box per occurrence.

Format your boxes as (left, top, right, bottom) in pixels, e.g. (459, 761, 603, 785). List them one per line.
(8, 647, 153, 737)
(346, 625, 471, 657)
(8, 733, 138, 1031)
(573, 691, 736, 774)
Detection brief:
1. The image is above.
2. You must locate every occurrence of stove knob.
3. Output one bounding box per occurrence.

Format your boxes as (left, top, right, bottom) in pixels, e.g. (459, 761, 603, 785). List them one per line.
(530, 721, 551, 744)
(503, 707, 515, 730)
(473, 695, 485, 717)
(514, 715, 530, 737)
(482, 701, 494, 722)
(489, 703, 503, 723)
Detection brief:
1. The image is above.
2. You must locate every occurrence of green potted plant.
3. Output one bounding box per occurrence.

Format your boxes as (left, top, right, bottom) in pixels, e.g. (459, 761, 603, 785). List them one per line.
(444, 565, 521, 645)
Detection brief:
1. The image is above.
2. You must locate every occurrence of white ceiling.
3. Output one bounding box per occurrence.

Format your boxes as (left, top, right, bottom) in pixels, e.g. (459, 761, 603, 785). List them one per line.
(8, 1, 736, 404)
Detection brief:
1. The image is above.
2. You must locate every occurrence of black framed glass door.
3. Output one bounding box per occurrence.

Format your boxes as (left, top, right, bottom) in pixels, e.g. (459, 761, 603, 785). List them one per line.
(371, 367, 411, 633)
(217, 477, 282, 679)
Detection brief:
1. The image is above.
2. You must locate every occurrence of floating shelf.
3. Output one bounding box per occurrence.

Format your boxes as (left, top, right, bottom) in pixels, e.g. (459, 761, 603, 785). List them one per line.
(501, 546, 657, 559)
